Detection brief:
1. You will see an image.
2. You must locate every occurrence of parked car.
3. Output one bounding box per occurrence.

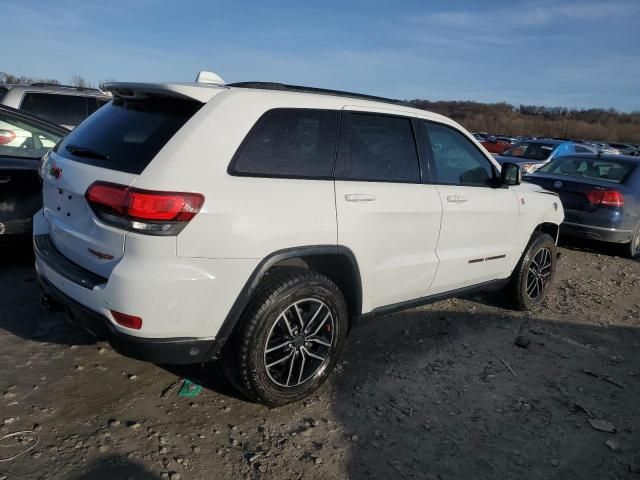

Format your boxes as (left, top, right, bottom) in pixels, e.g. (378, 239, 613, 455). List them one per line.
(35, 74, 564, 406)
(496, 140, 596, 173)
(585, 142, 621, 155)
(481, 137, 512, 154)
(0, 105, 68, 236)
(0, 83, 111, 129)
(525, 154, 640, 258)
(606, 143, 638, 156)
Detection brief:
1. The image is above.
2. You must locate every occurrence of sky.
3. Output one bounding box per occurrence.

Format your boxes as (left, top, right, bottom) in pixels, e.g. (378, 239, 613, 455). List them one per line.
(4, 0, 640, 111)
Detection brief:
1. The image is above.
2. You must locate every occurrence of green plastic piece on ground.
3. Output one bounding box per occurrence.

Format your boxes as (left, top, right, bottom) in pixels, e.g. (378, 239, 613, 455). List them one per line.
(178, 379, 202, 398)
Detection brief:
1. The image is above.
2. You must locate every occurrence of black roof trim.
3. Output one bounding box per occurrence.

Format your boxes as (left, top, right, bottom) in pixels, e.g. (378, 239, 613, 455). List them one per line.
(30, 82, 103, 93)
(227, 82, 409, 107)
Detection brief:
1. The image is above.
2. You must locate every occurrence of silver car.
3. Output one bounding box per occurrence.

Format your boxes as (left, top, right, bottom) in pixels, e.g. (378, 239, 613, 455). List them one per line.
(0, 83, 111, 129)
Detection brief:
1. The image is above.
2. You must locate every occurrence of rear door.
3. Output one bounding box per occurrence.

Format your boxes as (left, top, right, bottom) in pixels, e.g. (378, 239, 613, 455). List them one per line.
(334, 108, 442, 311)
(423, 121, 520, 292)
(41, 95, 202, 277)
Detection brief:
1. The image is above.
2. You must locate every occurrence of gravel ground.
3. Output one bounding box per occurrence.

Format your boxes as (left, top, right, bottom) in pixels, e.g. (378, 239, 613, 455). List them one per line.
(0, 237, 639, 480)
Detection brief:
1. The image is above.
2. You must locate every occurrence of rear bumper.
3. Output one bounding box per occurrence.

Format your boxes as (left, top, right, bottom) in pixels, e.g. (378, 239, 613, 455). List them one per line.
(561, 221, 634, 244)
(38, 273, 218, 364)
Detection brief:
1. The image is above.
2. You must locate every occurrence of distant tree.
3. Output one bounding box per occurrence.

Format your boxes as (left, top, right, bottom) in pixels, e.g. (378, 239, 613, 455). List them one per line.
(97, 78, 117, 90)
(1, 71, 60, 85)
(70, 74, 92, 88)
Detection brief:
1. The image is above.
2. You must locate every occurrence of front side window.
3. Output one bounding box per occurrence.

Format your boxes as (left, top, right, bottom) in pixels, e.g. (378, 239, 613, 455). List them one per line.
(0, 112, 64, 159)
(230, 108, 340, 179)
(338, 113, 420, 183)
(425, 122, 494, 186)
(20, 93, 87, 126)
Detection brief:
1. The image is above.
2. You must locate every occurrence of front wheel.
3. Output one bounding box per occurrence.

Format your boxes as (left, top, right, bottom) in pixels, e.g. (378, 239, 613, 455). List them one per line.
(505, 232, 557, 311)
(222, 267, 348, 406)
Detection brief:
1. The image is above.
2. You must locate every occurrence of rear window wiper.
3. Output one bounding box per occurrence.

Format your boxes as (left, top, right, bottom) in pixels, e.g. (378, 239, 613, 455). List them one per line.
(65, 144, 110, 161)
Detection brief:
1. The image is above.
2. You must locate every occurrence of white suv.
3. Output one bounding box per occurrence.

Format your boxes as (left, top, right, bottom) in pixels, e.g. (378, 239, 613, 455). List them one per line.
(0, 83, 111, 129)
(34, 73, 564, 406)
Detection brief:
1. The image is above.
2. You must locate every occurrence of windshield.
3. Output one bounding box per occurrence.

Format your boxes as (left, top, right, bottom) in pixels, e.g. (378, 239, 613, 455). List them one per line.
(0, 111, 65, 159)
(537, 157, 634, 183)
(501, 142, 556, 161)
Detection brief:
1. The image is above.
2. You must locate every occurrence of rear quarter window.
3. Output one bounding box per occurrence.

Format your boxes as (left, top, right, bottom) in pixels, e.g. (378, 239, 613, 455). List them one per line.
(55, 96, 202, 174)
(230, 108, 340, 179)
(20, 93, 87, 126)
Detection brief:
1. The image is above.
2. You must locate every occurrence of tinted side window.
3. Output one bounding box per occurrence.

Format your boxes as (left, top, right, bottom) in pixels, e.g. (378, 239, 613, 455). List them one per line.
(87, 97, 109, 115)
(339, 113, 420, 183)
(21, 93, 87, 126)
(231, 109, 339, 178)
(425, 122, 494, 186)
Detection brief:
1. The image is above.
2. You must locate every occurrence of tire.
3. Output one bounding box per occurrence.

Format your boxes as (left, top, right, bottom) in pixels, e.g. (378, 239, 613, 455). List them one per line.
(222, 267, 348, 407)
(504, 232, 557, 311)
(622, 222, 640, 259)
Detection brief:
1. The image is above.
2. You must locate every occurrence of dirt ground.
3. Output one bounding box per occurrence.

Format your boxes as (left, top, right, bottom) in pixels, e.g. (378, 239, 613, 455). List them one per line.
(0, 237, 639, 480)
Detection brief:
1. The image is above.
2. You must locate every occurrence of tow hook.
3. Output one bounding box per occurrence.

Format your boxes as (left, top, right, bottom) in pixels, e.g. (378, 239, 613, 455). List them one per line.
(41, 294, 63, 312)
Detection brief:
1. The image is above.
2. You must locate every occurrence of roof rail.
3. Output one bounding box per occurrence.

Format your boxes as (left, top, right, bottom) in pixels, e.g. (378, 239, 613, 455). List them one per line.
(227, 82, 408, 107)
(30, 82, 103, 93)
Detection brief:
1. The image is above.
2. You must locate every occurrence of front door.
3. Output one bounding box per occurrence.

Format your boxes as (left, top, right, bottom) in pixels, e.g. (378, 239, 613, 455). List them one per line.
(421, 121, 520, 293)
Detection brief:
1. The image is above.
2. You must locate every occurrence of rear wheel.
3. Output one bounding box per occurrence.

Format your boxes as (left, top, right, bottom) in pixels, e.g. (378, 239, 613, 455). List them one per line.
(222, 267, 348, 406)
(504, 232, 557, 311)
(623, 223, 640, 259)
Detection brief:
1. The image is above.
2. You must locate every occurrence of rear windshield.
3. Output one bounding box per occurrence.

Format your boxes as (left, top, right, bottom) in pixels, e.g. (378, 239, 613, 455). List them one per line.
(55, 96, 202, 174)
(537, 157, 634, 183)
(501, 142, 556, 161)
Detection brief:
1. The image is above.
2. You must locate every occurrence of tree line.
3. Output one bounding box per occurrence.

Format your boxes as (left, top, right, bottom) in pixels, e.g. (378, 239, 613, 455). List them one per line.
(407, 100, 640, 143)
(0, 72, 114, 90)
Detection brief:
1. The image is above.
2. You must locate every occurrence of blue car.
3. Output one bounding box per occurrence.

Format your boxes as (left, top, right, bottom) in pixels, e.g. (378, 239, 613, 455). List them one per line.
(495, 140, 596, 173)
(524, 153, 640, 258)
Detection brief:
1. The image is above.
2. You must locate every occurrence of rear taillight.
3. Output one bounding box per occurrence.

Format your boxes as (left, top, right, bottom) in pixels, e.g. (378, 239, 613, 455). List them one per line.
(111, 310, 143, 330)
(0, 129, 16, 145)
(86, 181, 204, 235)
(585, 189, 624, 208)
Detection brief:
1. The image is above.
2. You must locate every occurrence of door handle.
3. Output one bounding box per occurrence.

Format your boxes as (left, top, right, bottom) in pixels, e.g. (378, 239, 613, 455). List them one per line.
(344, 193, 376, 202)
(446, 194, 468, 203)
(0, 176, 11, 184)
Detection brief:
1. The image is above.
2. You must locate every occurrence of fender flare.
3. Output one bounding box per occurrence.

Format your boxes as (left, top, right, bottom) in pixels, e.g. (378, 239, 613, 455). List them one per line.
(206, 245, 362, 358)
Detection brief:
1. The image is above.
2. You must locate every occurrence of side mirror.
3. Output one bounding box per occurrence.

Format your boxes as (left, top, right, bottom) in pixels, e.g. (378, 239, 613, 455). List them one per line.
(501, 162, 521, 186)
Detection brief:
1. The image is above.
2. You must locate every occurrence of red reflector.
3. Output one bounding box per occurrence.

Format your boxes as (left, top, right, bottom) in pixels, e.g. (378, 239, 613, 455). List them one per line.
(585, 189, 624, 207)
(85, 182, 204, 221)
(128, 190, 202, 221)
(111, 310, 143, 330)
(0, 129, 16, 145)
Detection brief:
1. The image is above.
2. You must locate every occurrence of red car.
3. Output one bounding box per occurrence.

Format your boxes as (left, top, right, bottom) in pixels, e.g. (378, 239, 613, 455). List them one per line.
(481, 138, 511, 154)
